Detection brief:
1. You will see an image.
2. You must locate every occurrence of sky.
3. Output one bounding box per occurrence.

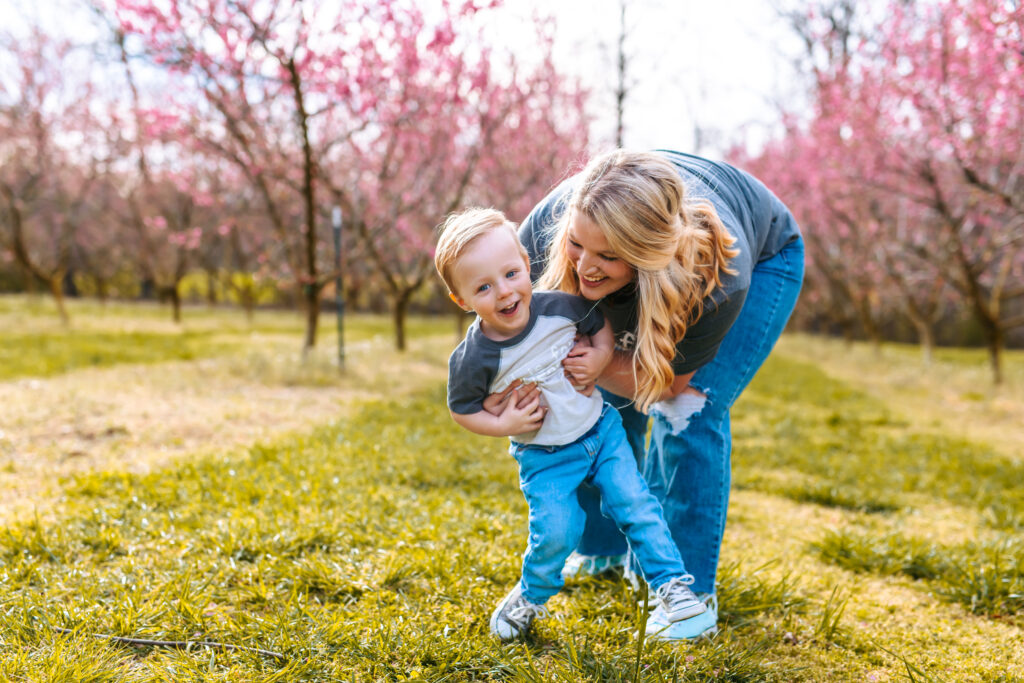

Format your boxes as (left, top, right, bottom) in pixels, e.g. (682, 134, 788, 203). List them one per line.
(489, 0, 808, 159)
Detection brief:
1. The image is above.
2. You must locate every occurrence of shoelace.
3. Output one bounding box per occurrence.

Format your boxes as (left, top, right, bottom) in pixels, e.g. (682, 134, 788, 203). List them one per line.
(655, 575, 698, 609)
(506, 600, 550, 629)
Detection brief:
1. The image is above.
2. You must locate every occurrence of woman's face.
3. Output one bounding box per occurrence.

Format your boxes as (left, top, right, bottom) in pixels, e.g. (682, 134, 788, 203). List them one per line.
(565, 211, 635, 300)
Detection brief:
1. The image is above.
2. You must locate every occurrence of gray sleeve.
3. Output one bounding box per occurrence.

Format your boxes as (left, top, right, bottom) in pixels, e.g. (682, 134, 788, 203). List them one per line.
(446, 339, 497, 415)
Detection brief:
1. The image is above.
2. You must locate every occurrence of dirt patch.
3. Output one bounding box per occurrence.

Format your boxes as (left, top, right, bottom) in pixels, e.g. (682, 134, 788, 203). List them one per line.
(0, 337, 451, 525)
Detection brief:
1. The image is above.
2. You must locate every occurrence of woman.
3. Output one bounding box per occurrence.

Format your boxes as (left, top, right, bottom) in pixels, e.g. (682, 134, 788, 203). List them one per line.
(512, 149, 804, 639)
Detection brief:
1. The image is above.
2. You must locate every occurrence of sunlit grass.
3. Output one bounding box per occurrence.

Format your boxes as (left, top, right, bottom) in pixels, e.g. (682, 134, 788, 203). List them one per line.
(813, 528, 1024, 617)
(732, 355, 1024, 526)
(0, 294, 451, 380)
(0, 390, 804, 681)
(1, 304, 1022, 679)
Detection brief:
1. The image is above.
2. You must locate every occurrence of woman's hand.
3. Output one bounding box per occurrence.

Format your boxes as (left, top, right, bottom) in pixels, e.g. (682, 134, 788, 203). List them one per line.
(483, 380, 543, 417)
(495, 388, 546, 434)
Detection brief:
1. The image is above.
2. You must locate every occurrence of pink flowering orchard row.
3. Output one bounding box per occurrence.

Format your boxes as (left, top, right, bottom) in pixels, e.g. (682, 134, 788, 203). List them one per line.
(0, 0, 588, 349)
(735, 0, 1024, 383)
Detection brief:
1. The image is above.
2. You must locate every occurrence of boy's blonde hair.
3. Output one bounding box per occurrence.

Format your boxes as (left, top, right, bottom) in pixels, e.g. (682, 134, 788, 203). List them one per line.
(435, 208, 529, 295)
(537, 150, 738, 412)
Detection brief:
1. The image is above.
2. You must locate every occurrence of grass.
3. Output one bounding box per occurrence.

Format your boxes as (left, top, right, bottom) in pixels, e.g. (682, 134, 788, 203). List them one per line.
(0, 293, 447, 381)
(0, 391, 798, 681)
(0, 297, 1022, 680)
(813, 529, 1024, 616)
(731, 355, 1024, 528)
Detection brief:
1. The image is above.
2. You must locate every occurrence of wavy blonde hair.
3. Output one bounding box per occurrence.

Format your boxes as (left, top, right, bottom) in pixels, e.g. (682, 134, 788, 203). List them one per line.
(537, 150, 739, 412)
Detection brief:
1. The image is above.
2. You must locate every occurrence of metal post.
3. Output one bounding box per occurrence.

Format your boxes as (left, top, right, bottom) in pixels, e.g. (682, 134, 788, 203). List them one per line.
(332, 205, 345, 370)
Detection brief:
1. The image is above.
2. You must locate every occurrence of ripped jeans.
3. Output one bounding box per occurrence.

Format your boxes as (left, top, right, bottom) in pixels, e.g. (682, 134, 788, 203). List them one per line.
(575, 237, 805, 595)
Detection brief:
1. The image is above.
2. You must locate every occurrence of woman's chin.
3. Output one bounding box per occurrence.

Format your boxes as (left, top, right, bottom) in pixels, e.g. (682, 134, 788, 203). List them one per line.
(578, 279, 607, 299)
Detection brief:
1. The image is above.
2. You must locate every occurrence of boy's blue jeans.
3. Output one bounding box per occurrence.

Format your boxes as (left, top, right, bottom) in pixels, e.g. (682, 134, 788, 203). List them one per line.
(576, 238, 805, 595)
(510, 406, 686, 605)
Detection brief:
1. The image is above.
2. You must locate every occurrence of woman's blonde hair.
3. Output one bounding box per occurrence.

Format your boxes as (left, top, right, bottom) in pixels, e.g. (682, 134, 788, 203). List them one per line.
(537, 150, 739, 412)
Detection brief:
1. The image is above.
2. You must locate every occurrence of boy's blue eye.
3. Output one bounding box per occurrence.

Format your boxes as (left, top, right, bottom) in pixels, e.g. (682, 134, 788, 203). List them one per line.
(477, 283, 490, 293)
(505, 269, 518, 278)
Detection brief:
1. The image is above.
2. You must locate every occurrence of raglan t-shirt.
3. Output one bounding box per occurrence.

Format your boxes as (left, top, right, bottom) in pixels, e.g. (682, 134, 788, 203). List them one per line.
(518, 150, 802, 375)
(447, 291, 605, 446)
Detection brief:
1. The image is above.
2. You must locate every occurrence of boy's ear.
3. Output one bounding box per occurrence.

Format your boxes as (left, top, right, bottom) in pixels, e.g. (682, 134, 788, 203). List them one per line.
(449, 291, 471, 311)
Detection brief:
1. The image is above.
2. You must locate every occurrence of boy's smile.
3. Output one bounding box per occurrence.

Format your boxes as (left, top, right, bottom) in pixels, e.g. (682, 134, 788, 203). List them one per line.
(451, 229, 533, 341)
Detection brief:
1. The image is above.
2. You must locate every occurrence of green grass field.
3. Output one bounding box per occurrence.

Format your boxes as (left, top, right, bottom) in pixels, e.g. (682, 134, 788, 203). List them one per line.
(0, 295, 1021, 681)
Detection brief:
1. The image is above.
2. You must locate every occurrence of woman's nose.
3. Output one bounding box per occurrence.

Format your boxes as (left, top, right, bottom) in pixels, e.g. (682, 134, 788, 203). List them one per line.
(576, 251, 595, 274)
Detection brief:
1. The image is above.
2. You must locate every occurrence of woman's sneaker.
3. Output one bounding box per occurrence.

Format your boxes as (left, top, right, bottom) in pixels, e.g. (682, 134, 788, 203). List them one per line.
(560, 551, 627, 580)
(643, 592, 718, 640)
(655, 576, 707, 622)
(489, 584, 549, 641)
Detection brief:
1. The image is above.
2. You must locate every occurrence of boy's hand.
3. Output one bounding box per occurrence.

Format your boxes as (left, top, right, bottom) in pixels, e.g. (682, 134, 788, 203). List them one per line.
(562, 338, 611, 388)
(498, 388, 545, 434)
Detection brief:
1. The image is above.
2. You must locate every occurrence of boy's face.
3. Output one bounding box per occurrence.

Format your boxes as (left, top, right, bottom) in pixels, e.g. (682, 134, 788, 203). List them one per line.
(450, 228, 532, 341)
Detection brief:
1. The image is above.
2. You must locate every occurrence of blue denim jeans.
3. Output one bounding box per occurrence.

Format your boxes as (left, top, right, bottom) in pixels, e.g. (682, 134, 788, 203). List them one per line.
(510, 406, 686, 604)
(575, 237, 805, 595)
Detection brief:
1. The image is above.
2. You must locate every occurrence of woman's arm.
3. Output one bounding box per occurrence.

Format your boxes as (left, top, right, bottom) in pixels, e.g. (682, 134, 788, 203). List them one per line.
(596, 350, 696, 403)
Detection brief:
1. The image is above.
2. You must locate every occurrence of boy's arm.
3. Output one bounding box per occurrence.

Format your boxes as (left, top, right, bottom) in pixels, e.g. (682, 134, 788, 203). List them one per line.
(562, 320, 614, 389)
(451, 388, 545, 437)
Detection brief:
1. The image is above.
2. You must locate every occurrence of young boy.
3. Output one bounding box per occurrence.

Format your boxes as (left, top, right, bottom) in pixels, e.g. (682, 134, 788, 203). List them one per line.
(434, 208, 707, 640)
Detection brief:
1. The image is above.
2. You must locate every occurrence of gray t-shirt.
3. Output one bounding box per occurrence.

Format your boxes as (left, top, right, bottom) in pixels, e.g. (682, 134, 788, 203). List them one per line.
(518, 150, 802, 375)
(447, 291, 605, 446)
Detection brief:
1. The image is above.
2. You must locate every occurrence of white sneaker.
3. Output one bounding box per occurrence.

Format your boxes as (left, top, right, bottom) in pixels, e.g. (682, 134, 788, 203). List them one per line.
(489, 584, 549, 641)
(643, 592, 718, 640)
(655, 575, 707, 622)
(560, 551, 627, 580)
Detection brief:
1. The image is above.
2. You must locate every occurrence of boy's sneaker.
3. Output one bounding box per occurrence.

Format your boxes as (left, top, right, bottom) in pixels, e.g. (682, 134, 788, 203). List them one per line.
(489, 584, 549, 641)
(655, 575, 707, 622)
(560, 551, 627, 580)
(643, 592, 718, 641)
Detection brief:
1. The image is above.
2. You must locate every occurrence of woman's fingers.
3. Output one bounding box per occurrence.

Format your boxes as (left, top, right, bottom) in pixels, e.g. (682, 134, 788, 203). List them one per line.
(514, 382, 540, 408)
(483, 379, 523, 415)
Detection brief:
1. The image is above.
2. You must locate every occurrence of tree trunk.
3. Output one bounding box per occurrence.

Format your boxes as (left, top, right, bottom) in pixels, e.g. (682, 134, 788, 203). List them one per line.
(48, 274, 69, 327)
(206, 270, 218, 306)
(853, 296, 882, 355)
(167, 285, 182, 323)
(344, 280, 361, 313)
(303, 285, 320, 354)
(393, 290, 411, 351)
(63, 270, 79, 297)
(986, 322, 1004, 385)
(242, 284, 255, 321)
(912, 319, 935, 366)
(95, 277, 109, 304)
